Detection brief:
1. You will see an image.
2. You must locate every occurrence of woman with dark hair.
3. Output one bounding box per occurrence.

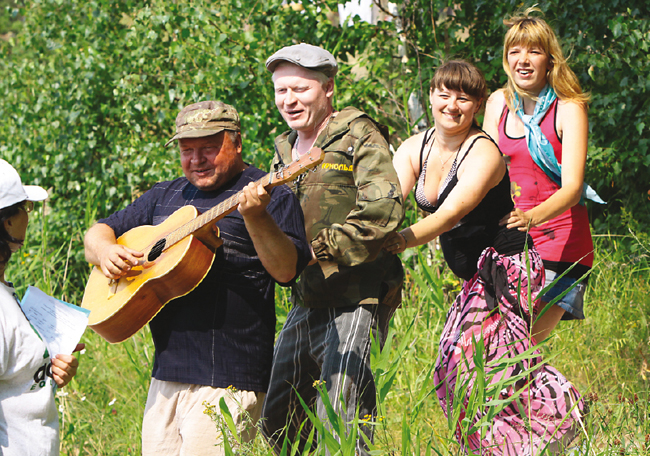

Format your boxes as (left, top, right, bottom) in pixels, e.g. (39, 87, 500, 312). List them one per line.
(385, 60, 584, 454)
(0, 159, 83, 455)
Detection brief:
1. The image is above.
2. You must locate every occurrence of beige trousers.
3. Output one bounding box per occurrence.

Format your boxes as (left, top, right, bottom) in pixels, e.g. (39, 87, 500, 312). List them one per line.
(142, 378, 264, 456)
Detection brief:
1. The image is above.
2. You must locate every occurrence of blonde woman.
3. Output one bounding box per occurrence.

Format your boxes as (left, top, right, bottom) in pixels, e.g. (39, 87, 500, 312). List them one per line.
(484, 10, 601, 343)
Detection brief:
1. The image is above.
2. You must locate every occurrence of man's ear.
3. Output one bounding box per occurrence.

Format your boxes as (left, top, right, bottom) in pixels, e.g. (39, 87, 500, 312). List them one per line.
(325, 77, 335, 98)
(235, 133, 243, 154)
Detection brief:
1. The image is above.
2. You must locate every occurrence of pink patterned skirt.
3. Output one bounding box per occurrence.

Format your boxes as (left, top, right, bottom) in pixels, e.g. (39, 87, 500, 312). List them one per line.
(434, 247, 585, 455)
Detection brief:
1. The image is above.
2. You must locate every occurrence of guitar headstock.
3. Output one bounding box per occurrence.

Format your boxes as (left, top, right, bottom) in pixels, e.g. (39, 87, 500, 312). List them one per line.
(271, 148, 325, 185)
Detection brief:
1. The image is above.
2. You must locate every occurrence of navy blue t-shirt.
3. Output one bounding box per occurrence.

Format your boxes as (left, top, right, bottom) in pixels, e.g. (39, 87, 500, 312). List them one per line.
(99, 166, 311, 391)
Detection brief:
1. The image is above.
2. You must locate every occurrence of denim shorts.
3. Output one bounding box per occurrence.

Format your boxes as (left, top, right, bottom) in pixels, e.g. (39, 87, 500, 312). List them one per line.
(541, 269, 587, 320)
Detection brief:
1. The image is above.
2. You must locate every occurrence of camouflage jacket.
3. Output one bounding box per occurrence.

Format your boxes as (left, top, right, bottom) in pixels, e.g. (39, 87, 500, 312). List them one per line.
(272, 107, 404, 308)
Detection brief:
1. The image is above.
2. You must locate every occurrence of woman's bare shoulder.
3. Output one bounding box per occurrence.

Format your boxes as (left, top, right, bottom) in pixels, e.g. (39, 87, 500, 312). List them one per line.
(461, 131, 505, 176)
(556, 98, 588, 115)
(483, 90, 507, 141)
(486, 89, 506, 110)
(555, 98, 588, 140)
(454, 132, 506, 199)
(395, 130, 429, 156)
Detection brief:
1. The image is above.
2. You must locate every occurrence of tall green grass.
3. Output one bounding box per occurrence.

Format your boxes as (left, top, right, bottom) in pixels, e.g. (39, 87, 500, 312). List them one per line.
(7, 210, 649, 455)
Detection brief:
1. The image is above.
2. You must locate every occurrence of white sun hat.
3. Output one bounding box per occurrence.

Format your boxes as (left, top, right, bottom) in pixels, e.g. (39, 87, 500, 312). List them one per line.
(0, 159, 48, 211)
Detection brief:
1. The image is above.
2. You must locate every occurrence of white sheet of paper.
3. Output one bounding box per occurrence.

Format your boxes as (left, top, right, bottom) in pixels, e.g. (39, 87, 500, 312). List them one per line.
(20, 286, 90, 357)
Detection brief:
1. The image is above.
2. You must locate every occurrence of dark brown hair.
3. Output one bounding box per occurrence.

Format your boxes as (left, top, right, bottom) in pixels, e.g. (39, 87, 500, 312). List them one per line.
(430, 60, 487, 102)
(0, 202, 23, 266)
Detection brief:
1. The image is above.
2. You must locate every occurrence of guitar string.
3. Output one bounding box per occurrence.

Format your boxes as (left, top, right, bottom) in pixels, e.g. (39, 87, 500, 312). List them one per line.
(159, 174, 265, 250)
(155, 158, 308, 253)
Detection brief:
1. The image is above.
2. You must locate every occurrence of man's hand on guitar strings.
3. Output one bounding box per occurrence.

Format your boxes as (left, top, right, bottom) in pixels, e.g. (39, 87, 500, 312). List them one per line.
(100, 243, 145, 280)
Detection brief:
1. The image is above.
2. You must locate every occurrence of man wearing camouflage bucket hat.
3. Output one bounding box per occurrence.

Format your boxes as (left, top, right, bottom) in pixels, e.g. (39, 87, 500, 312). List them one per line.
(84, 100, 312, 455)
(261, 44, 404, 455)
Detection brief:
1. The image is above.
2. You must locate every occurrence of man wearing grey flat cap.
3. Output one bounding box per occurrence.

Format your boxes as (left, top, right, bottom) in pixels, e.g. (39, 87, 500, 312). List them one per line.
(261, 44, 404, 455)
(84, 100, 312, 455)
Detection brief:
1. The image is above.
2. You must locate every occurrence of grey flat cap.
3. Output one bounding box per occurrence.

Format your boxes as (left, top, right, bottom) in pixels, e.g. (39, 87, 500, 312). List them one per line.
(266, 43, 338, 78)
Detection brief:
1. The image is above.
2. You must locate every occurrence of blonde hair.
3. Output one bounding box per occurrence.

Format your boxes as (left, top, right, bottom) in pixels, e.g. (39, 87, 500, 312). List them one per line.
(502, 7, 590, 110)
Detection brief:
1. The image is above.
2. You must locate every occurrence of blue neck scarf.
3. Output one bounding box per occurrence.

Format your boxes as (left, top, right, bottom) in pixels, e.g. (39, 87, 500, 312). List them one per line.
(514, 85, 605, 205)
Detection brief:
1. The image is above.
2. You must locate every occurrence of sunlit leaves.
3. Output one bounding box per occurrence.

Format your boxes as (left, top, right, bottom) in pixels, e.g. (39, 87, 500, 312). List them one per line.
(0, 0, 648, 299)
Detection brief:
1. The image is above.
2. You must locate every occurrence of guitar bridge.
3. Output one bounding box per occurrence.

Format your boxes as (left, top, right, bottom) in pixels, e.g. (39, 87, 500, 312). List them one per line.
(108, 278, 119, 299)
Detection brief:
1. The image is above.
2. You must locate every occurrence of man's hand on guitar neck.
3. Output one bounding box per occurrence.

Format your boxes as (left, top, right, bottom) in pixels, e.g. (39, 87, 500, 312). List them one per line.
(238, 181, 271, 218)
(84, 223, 145, 280)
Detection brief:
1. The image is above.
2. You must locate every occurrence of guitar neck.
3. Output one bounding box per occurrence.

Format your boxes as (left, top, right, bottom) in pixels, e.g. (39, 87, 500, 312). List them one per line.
(162, 172, 275, 250)
(146, 147, 323, 258)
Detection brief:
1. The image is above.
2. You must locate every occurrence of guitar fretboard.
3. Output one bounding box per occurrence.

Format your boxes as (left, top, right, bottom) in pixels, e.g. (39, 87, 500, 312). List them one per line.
(157, 173, 274, 252)
(142, 147, 323, 258)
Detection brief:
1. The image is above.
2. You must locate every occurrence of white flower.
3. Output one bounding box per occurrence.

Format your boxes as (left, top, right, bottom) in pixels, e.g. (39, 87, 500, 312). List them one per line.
(108, 398, 116, 406)
(58, 404, 64, 413)
(56, 391, 69, 397)
(81, 396, 86, 401)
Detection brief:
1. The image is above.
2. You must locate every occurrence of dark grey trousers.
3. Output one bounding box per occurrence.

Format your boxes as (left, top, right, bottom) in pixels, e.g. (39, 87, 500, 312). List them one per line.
(261, 303, 394, 455)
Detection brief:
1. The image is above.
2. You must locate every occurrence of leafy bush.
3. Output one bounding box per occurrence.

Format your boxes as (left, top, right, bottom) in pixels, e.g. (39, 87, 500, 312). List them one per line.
(2, 0, 648, 303)
(2, 2, 649, 454)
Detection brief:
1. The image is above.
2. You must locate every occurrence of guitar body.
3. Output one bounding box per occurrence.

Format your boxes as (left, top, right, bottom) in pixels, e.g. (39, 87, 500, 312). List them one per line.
(81, 147, 324, 344)
(81, 205, 216, 343)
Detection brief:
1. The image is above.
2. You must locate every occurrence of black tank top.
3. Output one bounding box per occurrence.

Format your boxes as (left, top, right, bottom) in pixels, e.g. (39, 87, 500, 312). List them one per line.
(415, 129, 531, 280)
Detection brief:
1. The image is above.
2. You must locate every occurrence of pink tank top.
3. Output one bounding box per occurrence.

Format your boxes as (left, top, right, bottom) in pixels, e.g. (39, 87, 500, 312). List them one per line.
(498, 100, 593, 269)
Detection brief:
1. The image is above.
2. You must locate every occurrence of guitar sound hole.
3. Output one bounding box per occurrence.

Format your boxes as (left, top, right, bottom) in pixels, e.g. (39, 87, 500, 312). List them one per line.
(148, 239, 166, 262)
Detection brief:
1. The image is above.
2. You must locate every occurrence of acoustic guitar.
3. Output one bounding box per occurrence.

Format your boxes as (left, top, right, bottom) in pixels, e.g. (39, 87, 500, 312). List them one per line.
(81, 148, 323, 343)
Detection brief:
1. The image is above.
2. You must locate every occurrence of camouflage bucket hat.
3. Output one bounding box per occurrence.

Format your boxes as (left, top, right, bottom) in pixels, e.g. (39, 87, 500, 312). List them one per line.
(165, 101, 240, 147)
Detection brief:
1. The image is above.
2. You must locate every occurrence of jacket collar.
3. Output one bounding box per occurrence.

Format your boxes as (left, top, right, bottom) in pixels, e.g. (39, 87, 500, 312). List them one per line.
(275, 107, 366, 164)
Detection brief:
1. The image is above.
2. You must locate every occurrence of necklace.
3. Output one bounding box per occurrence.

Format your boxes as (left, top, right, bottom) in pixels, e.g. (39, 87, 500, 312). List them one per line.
(434, 128, 472, 171)
(437, 146, 456, 170)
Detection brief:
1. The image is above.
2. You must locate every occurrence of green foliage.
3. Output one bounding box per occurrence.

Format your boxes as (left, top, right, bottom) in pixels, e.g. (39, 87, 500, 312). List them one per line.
(0, 0, 23, 36)
(202, 393, 259, 455)
(1, 0, 650, 453)
(4, 222, 648, 454)
(57, 330, 150, 455)
(0, 0, 648, 302)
